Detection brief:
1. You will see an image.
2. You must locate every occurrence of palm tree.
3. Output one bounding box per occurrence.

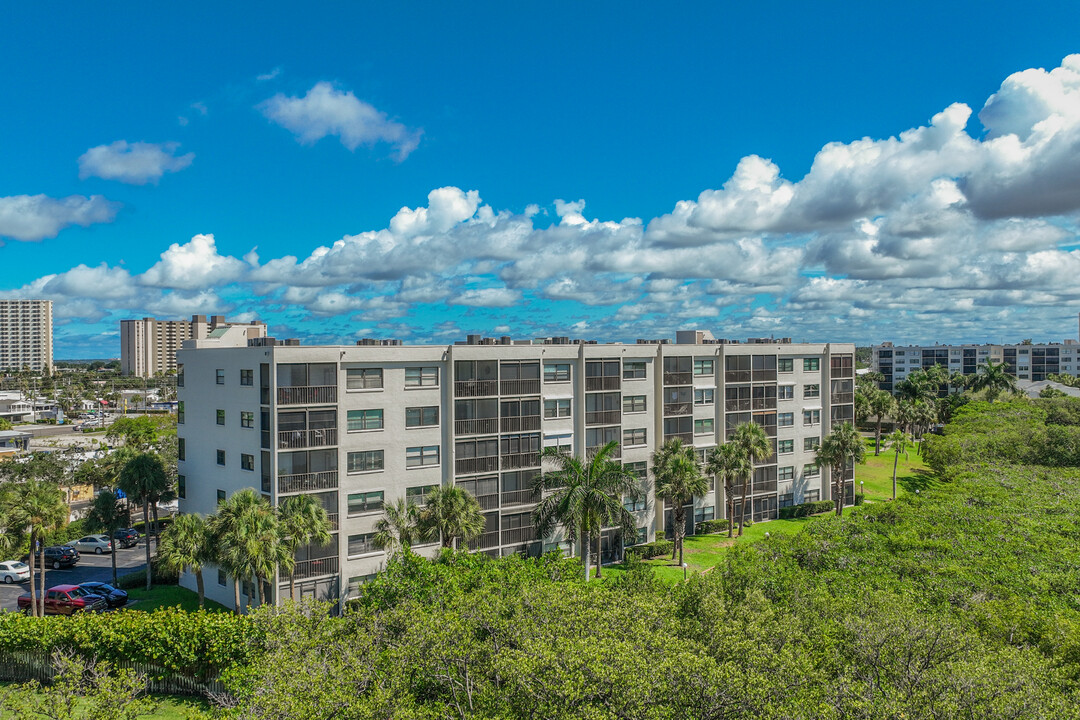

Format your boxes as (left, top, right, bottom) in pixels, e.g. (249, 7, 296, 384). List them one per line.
(532, 442, 640, 581)
(731, 422, 771, 535)
(652, 439, 708, 565)
(372, 498, 419, 558)
(117, 453, 169, 591)
(84, 489, 128, 586)
(277, 494, 332, 602)
(210, 489, 279, 612)
(418, 486, 485, 551)
(816, 422, 866, 516)
(869, 389, 896, 456)
(912, 399, 938, 450)
(9, 480, 67, 617)
(886, 429, 909, 501)
(969, 358, 1020, 401)
(157, 513, 211, 609)
(704, 444, 750, 539)
(948, 371, 968, 393)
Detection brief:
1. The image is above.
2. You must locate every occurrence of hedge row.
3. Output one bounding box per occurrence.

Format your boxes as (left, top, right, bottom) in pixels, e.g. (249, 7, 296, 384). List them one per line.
(625, 540, 674, 559)
(695, 518, 730, 534)
(778, 500, 834, 519)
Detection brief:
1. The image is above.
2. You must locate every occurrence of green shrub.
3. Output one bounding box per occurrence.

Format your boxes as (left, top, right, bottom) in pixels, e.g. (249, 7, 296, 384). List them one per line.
(695, 518, 729, 534)
(778, 500, 834, 519)
(117, 555, 179, 589)
(625, 540, 674, 559)
(42, 519, 87, 547)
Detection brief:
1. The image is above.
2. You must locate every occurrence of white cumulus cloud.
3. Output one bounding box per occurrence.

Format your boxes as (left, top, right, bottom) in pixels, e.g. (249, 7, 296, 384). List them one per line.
(78, 141, 194, 185)
(0, 194, 119, 242)
(139, 234, 248, 290)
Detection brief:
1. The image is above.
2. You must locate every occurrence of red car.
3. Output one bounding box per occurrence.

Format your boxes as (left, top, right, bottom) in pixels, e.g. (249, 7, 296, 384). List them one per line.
(16, 584, 108, 615)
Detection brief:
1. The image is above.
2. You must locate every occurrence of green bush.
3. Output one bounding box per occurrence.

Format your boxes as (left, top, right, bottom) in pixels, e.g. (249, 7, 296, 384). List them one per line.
(117, 555, 179, 589)
(695, 518, 729, 534)
(42, 519, 87, 547)
(778, 500, 834, 519)
(625, 540, 674, 559)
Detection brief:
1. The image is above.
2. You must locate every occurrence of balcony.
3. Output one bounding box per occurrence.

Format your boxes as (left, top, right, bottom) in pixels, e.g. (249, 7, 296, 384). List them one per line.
(501, 488, 539, 507)
(278, 471, 339, 494)
(585, 376, 620, 391)
(287, 556, 339, 581)
(454, 418, 498, 435)
(587, 445, 621, 460)
(468, 530, 502, 550)
(471, 492, 500, 511)
(501, 415, 541, 433)
(500, 379, 540, 396)
(502, 526, 536, 545)
(663, 432, 693, 444)
(278, 428, 338, 449)
(725, 400, 751, 412)
(585, 410, 621, 426)
(725, 371, 751, 383)
(502, 452, 540, 470)
(752, 398, 777, 410)
(456, 456, 500, 475)
(455, 380, 498, 397)
(326, 513, 339, 531)
(831, 393, 854, 405)
(663, 372, 692, 386)
(277, 386, 337, 405)
(663, 402, 693, 417)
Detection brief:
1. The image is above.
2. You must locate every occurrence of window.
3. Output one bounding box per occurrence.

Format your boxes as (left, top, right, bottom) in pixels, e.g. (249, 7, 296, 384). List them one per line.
(804, 489, 820, 502)
(347, 409, 384, 431)
(347, 450, 384, 473)
(777, 412, 794, 427)
(803, 410, 821, 425)
(544, 363, 570, 382)
(240, 369, 253, 386)
(778, 439, 794, 454)
(623, 395, 646, 413)
(241, 411, 254, 428)
(694, 359, 714, 376)
(406, 406, 439, 427)
(623, 361, 647, 379)
(216, 369, 225, 385)
(778, 466, 794, 481)
(778, 493, 794, 509)
(216, 449, 225, 466)
(240, 453, 254, 471)
(177, 401, 184, 424)
(178, 438, 185, 461)
(347, 368, 383, 390)
(216, 409, 225, 426)
(405, 367, 439, 387)
(406, 485, 438, 505)
(177, 365, 184, 387)
(804, 464, 820, 477)
(217, 569, 226, 586)
(692, 388, 713, 406)
(623, 494, 646, 512)
(348, 574, 378, 595)
(347, 533, 378, 556)
(623, 428, 647, 446)
(348, 491, 384, 515)
(216, 489, 226, 505)
(694, 418, 714, 435)
(406, 445, 440, 468)
(544, 399, 572, 418)
(778, 385, 794, 400)
(803, 384, 820, 398)
(804, 437, 820, 451)
(177, 475, 186, 499)
(694, 506, 716, 525)
(778, 358, 794, 373)
(803, 358, 819, 372)
(624, 461, 648, 480)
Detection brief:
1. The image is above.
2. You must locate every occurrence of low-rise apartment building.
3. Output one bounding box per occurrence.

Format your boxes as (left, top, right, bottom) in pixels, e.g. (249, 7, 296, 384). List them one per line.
(120, 314, 266, 377)
(177, 328, 855, 609)
(0, 300, 52, 373)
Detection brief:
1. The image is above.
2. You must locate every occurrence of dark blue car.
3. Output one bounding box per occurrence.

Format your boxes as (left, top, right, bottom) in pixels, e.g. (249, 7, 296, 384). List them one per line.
(78, 581, 128, 609)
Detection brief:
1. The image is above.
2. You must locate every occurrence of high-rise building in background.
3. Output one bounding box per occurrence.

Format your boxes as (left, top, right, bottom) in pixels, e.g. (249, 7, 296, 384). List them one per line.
(177, 327, 855, 609)
(120, 314, 266, 377)
(0, 300, 53, 372)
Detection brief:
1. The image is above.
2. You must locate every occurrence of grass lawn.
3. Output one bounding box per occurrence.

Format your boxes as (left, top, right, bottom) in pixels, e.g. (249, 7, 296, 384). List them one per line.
(855, 435, 935, 502)
(0, 686, 209, 719)
(125, 585, 230, 613)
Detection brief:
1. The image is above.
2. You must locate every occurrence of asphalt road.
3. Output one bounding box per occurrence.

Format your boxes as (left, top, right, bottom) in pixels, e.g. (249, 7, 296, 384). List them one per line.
(0, 540, 149, 612)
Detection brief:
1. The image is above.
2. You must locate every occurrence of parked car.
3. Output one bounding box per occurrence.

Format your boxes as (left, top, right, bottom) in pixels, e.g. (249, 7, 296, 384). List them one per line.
(0, 561, 30, 584)
(73, 535, 113, 555)
(20, 546, 78, 570)
(16, 584, 107, 615)
(78, 581, 128, 609)
(113, 528, 139, 548)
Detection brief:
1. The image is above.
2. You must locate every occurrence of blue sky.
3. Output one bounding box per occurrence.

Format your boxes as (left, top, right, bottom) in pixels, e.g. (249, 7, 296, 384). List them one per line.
(3, 2, 1080, 357)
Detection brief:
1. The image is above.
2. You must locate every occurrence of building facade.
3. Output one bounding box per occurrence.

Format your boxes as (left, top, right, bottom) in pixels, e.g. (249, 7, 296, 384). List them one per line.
(120, 314, 266, 377)
(177, 329, 855, 609)
(0, 300, 53, 373)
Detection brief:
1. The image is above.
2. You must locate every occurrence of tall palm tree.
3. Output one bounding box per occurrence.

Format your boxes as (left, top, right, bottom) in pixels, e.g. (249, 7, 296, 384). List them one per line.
(372, 498, 419, 558)
(969, 358, 1020, 401)
(9, 480, 67, 617)
(117, 453, 169, 591)
(911, 399, 938, 450)
(532, 442, 640, 581)
(157, 512, 211, 609)
(418, 486, 485, 551)
(869, 389, 896, 456)
(84, 489, 128, 586)
(704, 443, 750, 539)
(652, 439, 708, 565)
(277, 494, 332, 602)
(731, 422, 771, 535)
(948, 371, 969, 393)
(886, 429, 909, 501)
(816, 422, 866, 516)
(210, 489, 277, 612)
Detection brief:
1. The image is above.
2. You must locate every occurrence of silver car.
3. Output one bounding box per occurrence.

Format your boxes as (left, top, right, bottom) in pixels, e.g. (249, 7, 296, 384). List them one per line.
(0, 561, 30, 584)
(72, 535, 113, 555)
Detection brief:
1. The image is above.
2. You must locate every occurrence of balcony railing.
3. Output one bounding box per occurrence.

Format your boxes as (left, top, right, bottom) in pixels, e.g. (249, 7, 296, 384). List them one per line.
(277, 386, 337, 405)
(725, 400, 751, 412)
(587, 445, 621, 460)
(725, 371, 751, 383)
(454, 380, 498, 397)
(326, 513, 339, 531)
(663, 372, 692, 385)
(663, 432, 693, 445)
(502, 526, 536, 545)
(468, 530, 502, 550)
(585, 410, 621, 426)
(456, 456, 500, 475)
(454, 418, 498, 435)
(663, 402, 692, 417)
(502, 452, 540, 469)
(278, 428, 338, 449)
(471, 493, 500, 510)
(585, 376, 620, 391)
(831, 393, 854, 404)
(501, 488, 539, 507)
(501, 415, 541, 432)
(752, 398, 777, 410)
(278, 471, 339, 494)
(287, 556, 339, 581)
(500, 379, 540, 396)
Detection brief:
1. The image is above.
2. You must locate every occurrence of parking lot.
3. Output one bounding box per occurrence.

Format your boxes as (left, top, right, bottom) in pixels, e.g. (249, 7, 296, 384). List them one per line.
(0, 541, 149, 612)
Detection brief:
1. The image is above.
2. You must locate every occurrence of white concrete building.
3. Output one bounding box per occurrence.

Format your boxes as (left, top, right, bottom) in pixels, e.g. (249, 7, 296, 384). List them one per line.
(0, 300, 52, 373)
(120, 314, 266, 377)
(177, 328, 855, 608)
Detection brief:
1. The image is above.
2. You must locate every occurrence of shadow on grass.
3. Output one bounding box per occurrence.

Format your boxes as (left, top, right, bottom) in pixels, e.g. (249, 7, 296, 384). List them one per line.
(898, 468, 938, 493)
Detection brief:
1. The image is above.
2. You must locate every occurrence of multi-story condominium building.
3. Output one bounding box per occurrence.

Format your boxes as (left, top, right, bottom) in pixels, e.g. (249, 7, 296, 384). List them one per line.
(120, 314, 266, 377)
(0, 300, 52, 373)
(177, 328, 855, 609)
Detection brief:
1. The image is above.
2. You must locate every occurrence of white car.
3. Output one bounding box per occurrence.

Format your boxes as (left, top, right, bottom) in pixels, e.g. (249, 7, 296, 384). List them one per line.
(0, 560, 30, 584)
(72, 535, 113, 555)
